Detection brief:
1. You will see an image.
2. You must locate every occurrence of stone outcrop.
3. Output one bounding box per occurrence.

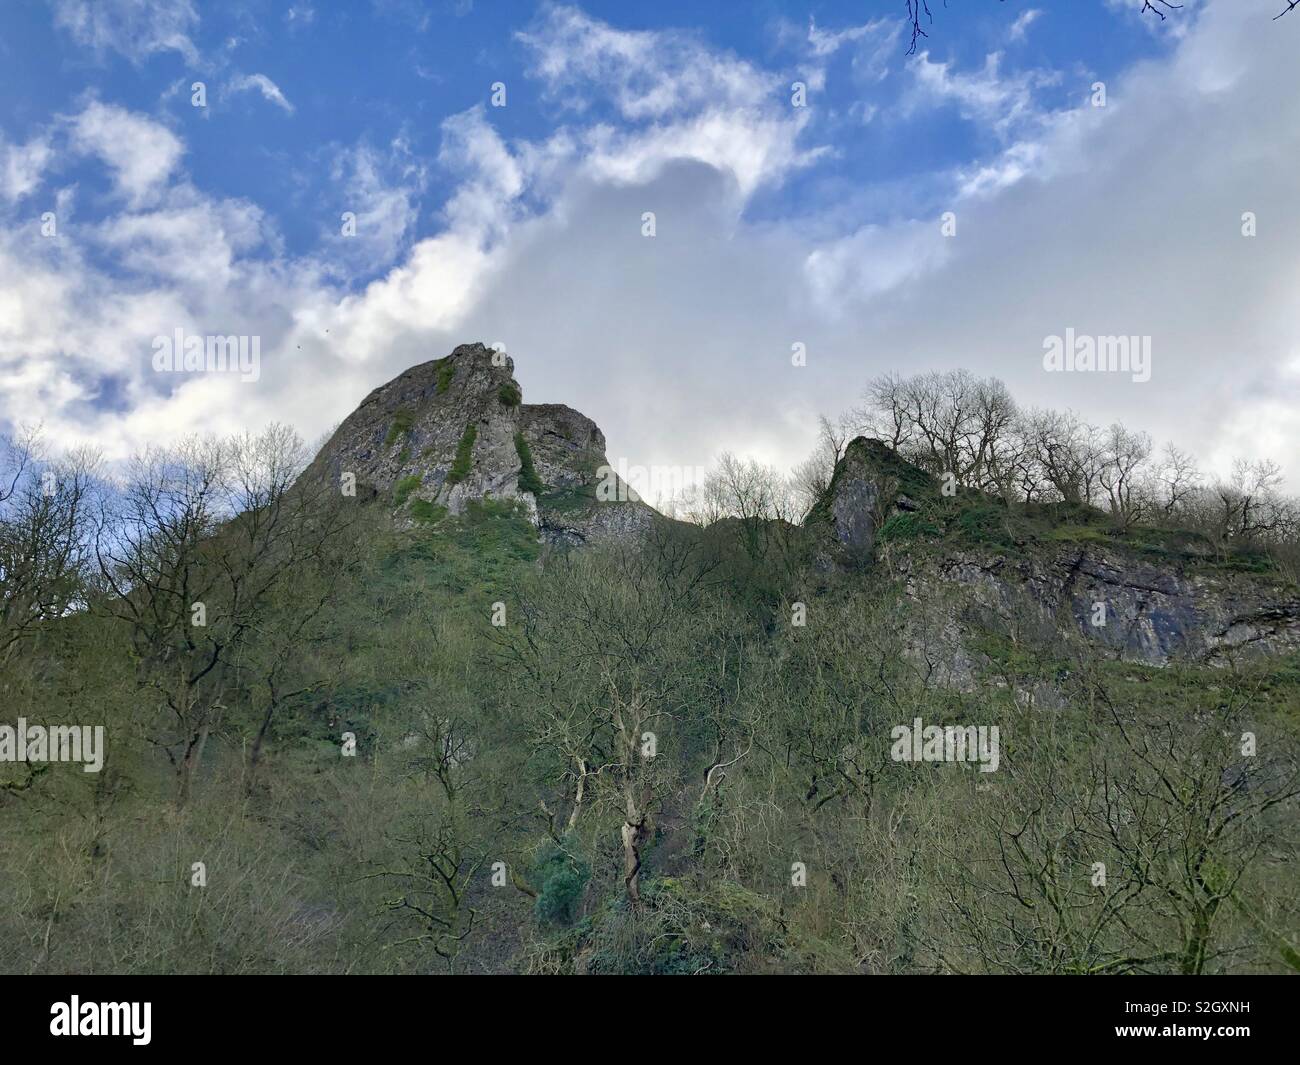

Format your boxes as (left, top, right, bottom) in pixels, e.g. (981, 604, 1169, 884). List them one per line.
(924, 546, 1300, 666)
(808, 436, 933, 569)
(817, 436, 1300, 667)
(306, 358, 1300, 670)
(303, 342, 656, 545)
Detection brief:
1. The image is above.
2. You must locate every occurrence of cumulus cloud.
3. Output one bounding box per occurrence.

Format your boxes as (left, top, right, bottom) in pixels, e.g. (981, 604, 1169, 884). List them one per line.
(68, 101, 185, 206)
(4, 0, 1300, 499)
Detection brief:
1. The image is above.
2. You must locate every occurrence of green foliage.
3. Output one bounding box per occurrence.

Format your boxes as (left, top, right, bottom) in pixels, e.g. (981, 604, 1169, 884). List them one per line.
(448, 499, 539, 562)
(877, 511, 941, 544)
(392, 474, 422, 507)
(446, 423, 477, 486)
(952, 503, 1016, 548)
(8, 420, 1300, 977)
(383, 407, 415, 448)
(409, 499, 446, 524)
(532, 841, 589, 926)
(514, 432, 544, 495)
(498, 381, 522, 408)
(570, 876, 797, 975)
(539, 482, 596, 513)
(434, 357, 455, 394)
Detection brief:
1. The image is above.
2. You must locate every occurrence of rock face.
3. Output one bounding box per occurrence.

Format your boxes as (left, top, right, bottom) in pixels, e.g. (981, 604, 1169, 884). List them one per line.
(304, 342, 656, 545)
(818, 436, 1300, 667)
(306, 360, 1300, 669)
(809, 437, 930, 569)
(927, 547, 1300, 666)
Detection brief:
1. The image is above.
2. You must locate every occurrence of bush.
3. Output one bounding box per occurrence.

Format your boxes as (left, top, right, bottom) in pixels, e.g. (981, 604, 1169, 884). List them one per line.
(499, 381, 522, 408)
(409, 499, 446, 524)
(954, 504, 1014, 547)
(532, 842, 589, 927)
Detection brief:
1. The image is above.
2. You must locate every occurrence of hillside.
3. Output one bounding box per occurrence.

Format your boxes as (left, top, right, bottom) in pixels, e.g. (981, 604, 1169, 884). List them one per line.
(3, 346, 1299, 977)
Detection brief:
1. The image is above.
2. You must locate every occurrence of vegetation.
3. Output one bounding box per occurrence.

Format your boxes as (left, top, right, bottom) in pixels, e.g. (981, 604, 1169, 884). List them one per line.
(393, 474, 422, 506)
(2, 389, 1298, 975)
(434, 357, 455, 395)
(446, 424, 477, 486)
(514, 433, 544, 495)
(384, 407, 416, 449)
(499, 381, 522, 408)
(793, 370, 1300, 581)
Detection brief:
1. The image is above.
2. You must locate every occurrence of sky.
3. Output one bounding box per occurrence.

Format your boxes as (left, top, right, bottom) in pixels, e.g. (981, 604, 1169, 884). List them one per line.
(1, 0, 1299, 490)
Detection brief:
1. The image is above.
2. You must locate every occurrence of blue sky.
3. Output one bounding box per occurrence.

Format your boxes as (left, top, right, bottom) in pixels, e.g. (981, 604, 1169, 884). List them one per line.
(2, 0, 1299, 490)
(1, 1, 1156, 266)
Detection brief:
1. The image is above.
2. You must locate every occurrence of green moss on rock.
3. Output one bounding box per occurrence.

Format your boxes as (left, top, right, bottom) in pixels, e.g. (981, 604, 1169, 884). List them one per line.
(514, 432, 544, 495)
(446, 423, 477, 486)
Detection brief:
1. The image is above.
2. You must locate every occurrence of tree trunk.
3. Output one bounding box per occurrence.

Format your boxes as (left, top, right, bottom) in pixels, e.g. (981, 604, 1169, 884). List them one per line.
(621, 814, 649, 906)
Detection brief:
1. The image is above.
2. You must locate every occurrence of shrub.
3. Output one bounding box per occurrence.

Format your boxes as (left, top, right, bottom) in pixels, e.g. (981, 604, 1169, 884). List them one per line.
(499, 381, 522, 408)
(532, 842, 589, 927)
(954, 504, 1014, 547)
(514, 433, 544, 495)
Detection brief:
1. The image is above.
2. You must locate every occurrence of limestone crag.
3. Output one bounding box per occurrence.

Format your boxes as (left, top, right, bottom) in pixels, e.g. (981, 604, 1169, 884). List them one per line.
(304, 342, 656, 545)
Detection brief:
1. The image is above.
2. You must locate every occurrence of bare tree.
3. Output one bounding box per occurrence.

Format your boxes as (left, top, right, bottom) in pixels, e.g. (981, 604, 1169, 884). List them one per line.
(0, 432, 99, 665)
(1098, 423, 1153, 529)
(859, 370, 1019, 493)
(933, 669, 1300, 974)
(95, 426, 347, 805)
(905, 0, 1289, 59)
(1153, 442, 1202, 518)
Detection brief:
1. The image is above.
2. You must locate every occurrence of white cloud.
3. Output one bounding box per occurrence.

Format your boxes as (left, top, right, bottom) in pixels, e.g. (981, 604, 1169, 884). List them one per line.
(580, 109, 820, 202)
(906, 50, 1059, 139)
(52, 0, 199, 64)
(1009, 10, 1042, 42)
(1, 136, 52, 203)
(6, 0, 1300, 500)
(68, 101, 185, 206)
(805, 16, 900, 82)
(518, 4, 776, 120)
(320, 138, 428, 276)
(229, 74, 296, 115)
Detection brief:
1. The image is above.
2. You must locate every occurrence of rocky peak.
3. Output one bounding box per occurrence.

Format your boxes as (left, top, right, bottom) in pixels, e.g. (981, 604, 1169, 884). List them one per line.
(810, 436, 932, 567)
(304, 342, 656, 544)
